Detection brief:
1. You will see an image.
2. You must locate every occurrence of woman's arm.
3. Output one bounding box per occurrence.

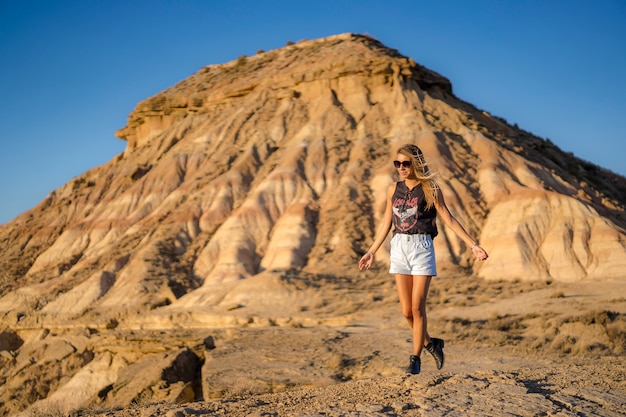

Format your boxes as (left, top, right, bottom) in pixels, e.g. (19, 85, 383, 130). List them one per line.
(434, 188, 489, 261)
(358, 183, 395, 270)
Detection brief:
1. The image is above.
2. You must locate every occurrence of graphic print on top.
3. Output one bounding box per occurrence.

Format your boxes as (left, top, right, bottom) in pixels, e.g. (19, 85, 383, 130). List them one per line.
(393, 191, 419, 232)
(391, 182, 438, 237)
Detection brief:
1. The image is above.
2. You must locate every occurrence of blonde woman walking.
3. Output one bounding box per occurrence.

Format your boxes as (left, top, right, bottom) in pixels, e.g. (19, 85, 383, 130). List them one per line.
(359, 144, 488, 375)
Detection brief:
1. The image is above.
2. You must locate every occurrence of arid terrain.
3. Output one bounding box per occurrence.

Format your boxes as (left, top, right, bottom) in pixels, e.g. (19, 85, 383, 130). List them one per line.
(1, 34, 625, 416)
(21, 272, 626, 416)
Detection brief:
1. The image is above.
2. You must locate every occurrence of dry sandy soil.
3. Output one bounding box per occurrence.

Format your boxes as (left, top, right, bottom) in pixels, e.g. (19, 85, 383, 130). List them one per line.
(25, 271, 625, 417)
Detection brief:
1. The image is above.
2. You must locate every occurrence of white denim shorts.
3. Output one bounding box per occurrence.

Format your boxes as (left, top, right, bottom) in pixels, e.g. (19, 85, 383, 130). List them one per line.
(389, 233, 437, 276)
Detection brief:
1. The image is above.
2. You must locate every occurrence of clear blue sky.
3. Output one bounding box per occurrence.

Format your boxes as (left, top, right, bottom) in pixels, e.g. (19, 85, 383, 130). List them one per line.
(1, 0, 625, 225)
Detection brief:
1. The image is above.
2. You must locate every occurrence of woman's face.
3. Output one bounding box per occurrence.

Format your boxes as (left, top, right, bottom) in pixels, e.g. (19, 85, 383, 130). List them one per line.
(395, 153, 413, 180)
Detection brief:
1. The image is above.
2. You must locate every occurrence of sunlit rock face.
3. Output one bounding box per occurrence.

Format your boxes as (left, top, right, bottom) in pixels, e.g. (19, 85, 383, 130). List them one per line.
(0, 33, 625, 416)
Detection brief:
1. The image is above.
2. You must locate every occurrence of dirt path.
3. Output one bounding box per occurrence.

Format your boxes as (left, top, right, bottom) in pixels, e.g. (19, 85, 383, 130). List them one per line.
(80, 354, 625, 416)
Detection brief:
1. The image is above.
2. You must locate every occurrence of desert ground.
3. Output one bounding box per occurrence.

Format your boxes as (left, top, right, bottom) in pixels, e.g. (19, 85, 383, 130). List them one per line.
(24, 270, 625, 417)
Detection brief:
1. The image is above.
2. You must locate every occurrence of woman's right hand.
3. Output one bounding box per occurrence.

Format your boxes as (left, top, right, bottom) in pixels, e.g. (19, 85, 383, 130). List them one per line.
(358, 252, 374, 271)
(471, 245, 489, 261)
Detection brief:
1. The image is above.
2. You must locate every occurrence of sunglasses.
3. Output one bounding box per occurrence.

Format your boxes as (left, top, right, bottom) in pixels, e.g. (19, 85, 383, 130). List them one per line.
(393, 160, 412, 168)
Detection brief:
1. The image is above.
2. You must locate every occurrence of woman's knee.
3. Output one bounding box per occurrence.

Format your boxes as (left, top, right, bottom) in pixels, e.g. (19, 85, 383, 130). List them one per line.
(411, 303, 426, 319)
(401, 308, 413, 321)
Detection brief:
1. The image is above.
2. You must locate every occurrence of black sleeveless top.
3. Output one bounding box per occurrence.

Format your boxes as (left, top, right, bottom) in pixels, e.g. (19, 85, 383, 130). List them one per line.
(391, 181, 438, 237)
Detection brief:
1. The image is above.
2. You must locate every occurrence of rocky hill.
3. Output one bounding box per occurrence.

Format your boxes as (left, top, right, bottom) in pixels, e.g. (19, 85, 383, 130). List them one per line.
(0, 33, 624, 416)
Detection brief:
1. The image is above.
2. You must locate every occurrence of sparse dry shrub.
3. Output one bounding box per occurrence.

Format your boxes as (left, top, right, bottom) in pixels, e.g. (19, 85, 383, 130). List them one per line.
(223, 378, 264, 398)
(551, 334, 577, 354)
(576, 310, 618, 326)
(606, 321, 626, 354)
(325, 352, 356, 382)
(438, 294, 451, 304)
(541, 318, 559, 334)
(583, 341, 611, 353)
(441, 316, 475, 341)
(451, 317, 472, 326)
(529, 335, 552, 350)
(326, 352, 352, 372)
(326, 353, 342, 372)
(235, 55, 247, 67)
(485, 314, 526, 332)
(72, 401, 114, 417)
(362, 32, 379, 41)
(27, 401, 66, 417)
(545, 310, 623, 355)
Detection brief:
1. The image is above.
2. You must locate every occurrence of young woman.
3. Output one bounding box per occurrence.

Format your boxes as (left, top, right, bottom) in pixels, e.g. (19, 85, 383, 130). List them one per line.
(358, 144, 489, 375)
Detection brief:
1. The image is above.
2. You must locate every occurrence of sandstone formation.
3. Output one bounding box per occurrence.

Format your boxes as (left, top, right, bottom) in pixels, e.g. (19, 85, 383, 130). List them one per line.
(0, 33, 625, 416)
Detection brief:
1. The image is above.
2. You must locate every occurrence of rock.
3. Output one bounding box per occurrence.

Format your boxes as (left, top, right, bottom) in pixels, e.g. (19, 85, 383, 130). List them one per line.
(0, 330, 23, 351)
(100, 348, 202, 408)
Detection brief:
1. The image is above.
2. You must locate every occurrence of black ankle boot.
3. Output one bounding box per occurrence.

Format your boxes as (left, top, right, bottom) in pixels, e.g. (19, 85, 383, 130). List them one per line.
(425, 338, 445, 370)
(405, 355, 421, 375)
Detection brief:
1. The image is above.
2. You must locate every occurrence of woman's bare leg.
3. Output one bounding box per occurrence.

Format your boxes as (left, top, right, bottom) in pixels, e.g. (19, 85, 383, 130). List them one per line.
(411, 275, 431, 356)
(395, 274, 432, 355)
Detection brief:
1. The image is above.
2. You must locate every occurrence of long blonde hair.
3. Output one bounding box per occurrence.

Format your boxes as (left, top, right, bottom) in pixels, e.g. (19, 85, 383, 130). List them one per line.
(397, 144, 439, 209)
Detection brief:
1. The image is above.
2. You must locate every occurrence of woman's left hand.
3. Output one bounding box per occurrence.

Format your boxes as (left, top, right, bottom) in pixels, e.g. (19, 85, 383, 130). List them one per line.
(472, 245, 488, 261)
